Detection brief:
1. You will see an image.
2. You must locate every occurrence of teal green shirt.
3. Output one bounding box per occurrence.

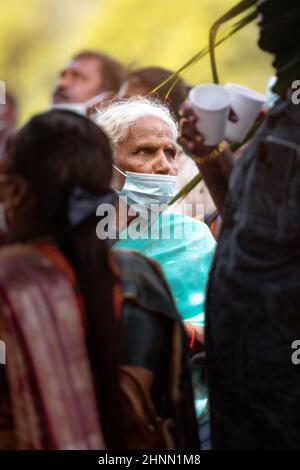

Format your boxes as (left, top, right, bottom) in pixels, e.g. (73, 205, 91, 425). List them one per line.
(114, 210, 216, 327)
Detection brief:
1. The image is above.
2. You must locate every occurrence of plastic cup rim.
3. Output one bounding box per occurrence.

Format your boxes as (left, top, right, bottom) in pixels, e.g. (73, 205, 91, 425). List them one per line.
(189, 84, 231, 112)
(225, 83, 265, 104)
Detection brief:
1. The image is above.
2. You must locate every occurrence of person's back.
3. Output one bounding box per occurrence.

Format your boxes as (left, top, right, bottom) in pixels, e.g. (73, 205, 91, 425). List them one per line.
(205, 0, 300, 449)
(114, 248, 200, 449)
(0, 243, 105, 450)
(0, 110, 126, 449)
(0, 242, 199, 450)
(206, 96, 300, 449)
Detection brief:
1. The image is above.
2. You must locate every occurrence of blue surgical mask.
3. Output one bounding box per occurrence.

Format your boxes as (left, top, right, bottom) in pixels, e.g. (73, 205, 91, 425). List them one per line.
(114, 166, 177, 210)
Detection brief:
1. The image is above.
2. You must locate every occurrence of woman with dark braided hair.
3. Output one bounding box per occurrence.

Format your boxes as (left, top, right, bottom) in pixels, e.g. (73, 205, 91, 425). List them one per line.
(0, 110, 123, 449)
(0, 110, 198, 449)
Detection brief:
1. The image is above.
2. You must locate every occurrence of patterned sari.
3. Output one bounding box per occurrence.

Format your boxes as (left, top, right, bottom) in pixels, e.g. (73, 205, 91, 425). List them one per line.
(0, 242, 105, 449)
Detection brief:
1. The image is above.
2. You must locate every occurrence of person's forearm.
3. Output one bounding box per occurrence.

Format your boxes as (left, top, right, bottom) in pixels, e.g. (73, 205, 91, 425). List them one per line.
(195, 146, 235, 214)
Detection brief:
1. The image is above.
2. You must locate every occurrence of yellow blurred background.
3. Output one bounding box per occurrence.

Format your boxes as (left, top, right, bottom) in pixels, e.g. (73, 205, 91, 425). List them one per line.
(0, 0, 273, 124)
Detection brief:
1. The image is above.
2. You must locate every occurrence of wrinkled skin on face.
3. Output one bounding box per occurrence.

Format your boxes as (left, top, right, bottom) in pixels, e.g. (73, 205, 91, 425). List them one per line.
(114, 116, 178, 190)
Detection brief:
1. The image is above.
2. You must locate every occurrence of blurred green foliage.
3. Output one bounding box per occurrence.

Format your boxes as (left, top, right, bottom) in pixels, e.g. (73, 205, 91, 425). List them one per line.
(0, 0, 273, 124)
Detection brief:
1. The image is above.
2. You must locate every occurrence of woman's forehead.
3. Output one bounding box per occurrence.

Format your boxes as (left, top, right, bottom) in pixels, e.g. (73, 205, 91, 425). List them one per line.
(127, 116, 175, 141)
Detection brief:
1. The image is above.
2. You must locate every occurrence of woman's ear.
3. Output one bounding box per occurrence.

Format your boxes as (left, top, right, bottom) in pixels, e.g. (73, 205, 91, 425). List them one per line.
(3, 176, 38, 243)
(6, 176, 29, 209)
(4, 176, 29, 228)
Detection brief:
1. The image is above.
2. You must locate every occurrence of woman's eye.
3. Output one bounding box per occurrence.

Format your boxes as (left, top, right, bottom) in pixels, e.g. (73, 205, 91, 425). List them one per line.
(165, 148, 176, 158)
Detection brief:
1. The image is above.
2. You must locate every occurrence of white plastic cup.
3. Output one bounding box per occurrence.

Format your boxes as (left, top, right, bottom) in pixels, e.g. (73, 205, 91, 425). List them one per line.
(189, 84, 231, 146)
(224, 83, 265, 143)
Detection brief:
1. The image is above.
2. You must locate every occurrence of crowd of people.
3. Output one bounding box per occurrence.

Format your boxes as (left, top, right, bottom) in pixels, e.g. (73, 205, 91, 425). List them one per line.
(0, 0, 300, 450)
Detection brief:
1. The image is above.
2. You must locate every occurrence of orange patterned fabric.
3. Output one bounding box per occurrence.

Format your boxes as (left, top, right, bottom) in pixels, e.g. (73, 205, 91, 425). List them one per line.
(0, 243, 105, 449)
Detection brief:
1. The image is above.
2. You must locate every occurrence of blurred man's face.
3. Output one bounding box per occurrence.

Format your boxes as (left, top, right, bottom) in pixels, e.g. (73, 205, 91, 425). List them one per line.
(256, 0, 295, 55)
(52, 57, 103, 104)
(256, 0, 274, 52)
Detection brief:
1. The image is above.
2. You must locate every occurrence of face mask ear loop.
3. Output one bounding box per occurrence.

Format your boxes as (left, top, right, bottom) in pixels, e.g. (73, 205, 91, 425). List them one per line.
(113, 165, 126, 177)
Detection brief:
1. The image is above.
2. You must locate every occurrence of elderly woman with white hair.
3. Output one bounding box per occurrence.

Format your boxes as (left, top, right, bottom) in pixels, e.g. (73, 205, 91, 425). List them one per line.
(95, 97, 216, 337)
(95, 98, 216, 447)
(95, 97, 215, 344)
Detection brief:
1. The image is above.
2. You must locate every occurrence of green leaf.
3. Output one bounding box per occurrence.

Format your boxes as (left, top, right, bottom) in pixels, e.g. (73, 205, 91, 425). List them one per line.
(168, 172, 203, 206)
(209, 6, 257, 84)
(165, 1, 260, 205)
(149, 0, 258, 99)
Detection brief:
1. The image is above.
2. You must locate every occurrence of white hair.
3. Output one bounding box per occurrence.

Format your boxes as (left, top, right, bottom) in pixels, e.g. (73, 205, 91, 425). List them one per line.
(94, 97, 178, 152)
